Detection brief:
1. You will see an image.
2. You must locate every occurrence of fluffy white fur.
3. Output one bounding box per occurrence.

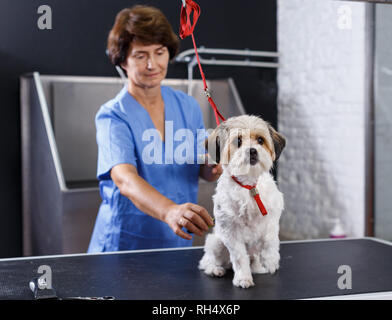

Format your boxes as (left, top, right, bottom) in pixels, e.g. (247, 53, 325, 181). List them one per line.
(199, 115, 286, 288)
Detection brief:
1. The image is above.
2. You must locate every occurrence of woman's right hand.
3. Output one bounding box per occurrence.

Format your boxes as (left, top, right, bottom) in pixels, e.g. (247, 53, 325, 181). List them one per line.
(164, 203, 214, 240)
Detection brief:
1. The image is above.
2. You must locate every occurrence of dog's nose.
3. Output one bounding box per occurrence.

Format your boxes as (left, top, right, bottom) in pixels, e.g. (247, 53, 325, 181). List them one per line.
(249, 148, 258, 165)
(250, 148, 258, 157)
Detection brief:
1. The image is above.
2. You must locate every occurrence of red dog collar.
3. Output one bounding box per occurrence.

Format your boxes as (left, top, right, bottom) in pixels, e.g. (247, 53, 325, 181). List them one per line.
(231, 176, 268, 216)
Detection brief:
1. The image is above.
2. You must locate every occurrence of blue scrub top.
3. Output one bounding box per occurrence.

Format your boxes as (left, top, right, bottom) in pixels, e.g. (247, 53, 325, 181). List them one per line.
(88, 85, 206, 252)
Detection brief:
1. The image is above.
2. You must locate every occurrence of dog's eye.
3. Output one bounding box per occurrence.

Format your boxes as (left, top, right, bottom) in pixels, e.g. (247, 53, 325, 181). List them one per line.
(237, 136, 242, 147)
(257, 137, 264, 145)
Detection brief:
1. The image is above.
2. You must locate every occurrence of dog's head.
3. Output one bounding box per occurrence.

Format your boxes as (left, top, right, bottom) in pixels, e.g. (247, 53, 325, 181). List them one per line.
(205, 115, 286, 177)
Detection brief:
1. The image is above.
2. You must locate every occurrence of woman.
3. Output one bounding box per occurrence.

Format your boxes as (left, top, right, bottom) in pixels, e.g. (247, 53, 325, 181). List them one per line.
(88, 5, 221, 252)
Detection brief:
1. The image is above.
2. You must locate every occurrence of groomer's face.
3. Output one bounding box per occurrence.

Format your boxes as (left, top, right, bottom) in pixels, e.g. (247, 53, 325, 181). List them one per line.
(122, 42, 170, 89)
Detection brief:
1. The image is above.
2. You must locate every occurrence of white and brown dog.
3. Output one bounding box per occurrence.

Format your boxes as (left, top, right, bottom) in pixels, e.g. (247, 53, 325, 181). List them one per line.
(199, 115, 286, 288)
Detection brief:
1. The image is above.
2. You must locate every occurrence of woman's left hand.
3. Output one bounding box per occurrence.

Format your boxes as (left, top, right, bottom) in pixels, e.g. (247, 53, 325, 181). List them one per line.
(210, 163, 223, 178)
(200, 163, 223, 182)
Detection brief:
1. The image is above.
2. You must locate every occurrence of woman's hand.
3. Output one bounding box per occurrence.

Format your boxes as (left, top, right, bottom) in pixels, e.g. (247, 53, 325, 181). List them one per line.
(164, 203, 214, 240)
(209, 163, 223, 180)
(199, 163, 223, 182)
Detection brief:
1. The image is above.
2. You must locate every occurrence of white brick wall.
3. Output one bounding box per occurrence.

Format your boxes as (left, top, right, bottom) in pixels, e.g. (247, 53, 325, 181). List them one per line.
(277, 0, 367, 239)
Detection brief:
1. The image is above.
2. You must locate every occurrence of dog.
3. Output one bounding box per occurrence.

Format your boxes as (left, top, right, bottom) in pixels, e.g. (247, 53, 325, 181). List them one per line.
(198, 115, 286, 288)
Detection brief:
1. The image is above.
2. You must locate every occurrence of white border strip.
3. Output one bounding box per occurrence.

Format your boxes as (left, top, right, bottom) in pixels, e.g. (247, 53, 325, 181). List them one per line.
(1, 237, 390, 262)
(279, 236, 392, 245)
(0, 245, 203, 262)
(304, 291, 392, 300)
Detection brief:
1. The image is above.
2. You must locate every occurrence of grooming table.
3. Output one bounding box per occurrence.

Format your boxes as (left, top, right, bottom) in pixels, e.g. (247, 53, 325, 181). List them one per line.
(0, 238, 391, 300)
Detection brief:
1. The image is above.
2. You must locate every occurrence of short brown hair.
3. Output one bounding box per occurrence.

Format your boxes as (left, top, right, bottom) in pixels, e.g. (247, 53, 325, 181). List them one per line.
(107, 5, 180, 66)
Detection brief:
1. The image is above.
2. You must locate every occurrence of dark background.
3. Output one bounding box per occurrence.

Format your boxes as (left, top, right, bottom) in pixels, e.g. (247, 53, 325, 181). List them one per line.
(0, 0, 277, 258)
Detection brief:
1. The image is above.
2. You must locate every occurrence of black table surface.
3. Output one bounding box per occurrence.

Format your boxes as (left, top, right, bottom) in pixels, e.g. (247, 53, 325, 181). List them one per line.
(1, 238, 392, 300)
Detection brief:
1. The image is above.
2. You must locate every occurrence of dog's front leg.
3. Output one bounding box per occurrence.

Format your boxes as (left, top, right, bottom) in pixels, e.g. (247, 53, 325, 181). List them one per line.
(249, 243, 269, 274)
(260, 231, 280, 274)
(223, 240, 254, 288)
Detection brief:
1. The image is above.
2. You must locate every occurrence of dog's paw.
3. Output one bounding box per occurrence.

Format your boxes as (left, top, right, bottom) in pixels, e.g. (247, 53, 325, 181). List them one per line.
(251, 262, 268, 274)
(262, 260, 280, 274)
(261, 251, 280, 274)
(233, 276, 255, 288)
(204, 265, 226, 277)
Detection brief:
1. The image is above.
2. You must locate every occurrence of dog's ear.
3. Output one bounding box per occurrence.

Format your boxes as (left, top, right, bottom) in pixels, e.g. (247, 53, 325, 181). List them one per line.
(268, 125, 286, 161)
(205, 122, 229, 164)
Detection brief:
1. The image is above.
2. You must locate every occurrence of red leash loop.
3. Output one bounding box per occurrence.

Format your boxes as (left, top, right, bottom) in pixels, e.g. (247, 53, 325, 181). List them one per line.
(179, 0, 226, 126)
(179, 0, 200, 39)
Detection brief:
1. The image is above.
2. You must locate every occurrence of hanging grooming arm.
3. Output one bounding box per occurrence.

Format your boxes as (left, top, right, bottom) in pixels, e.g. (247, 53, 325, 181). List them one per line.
(175, 47, 279, 100)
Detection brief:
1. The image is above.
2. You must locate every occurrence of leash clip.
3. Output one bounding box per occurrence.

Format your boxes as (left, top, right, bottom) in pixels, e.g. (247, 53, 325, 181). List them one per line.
(250, 187, 259, 197)
(204, 88, 211, 98)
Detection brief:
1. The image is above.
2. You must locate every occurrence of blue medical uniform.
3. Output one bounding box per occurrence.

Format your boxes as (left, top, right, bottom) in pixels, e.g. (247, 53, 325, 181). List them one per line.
(87, 85, 206, 252)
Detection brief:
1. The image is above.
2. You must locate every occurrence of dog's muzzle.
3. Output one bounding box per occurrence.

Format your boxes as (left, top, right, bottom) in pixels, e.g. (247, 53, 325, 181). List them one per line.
(249, 148, 258, 166)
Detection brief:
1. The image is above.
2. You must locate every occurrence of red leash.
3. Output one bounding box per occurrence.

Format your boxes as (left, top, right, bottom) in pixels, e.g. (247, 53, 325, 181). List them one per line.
(179, 0, 226, 126)
(231, 176, 268, 216)
(179, 1, 268, 217)
(179, 2, 268, 217)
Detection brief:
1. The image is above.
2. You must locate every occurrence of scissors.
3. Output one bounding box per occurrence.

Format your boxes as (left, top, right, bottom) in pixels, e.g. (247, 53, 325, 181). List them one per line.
(29, 277, 115, 300)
